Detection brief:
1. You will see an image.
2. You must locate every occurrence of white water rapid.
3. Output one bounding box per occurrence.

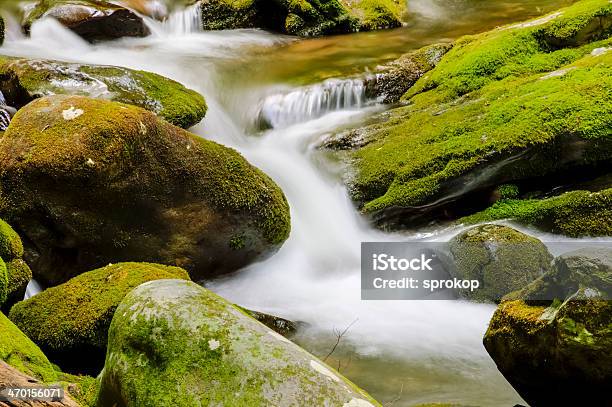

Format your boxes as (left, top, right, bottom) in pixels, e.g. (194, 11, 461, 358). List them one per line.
(1, 2, 593, 404)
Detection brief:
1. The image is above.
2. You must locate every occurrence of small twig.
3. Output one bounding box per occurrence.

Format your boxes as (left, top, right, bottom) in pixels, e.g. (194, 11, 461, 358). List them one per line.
(322, 318, 358, 363)
(386, 383, 404, 407)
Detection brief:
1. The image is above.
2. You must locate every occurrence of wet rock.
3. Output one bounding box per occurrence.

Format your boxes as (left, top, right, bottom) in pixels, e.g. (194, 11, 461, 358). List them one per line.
(449, 224, 552, 302)
(116, 0, 168, 19)
(0, 313, 57, 382)
(504, 246, 612, 303)
(366, 43, 453, 104)
(344, 0, 612, 229)
(196, 0, 404, 36)
(0, 220, 32, 313)
(0, 95, 291, 286)
(23, 0, 150, 42)
(97, 279, 380, 406)
(0, 56, 207, 129)
(9, 263, 189, 374)
(237, 306, 300, 337)
(484, 296, 612, 406)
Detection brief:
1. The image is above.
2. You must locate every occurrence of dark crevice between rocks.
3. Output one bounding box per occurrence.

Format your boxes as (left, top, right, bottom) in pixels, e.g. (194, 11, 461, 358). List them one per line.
(368, 140, 612, 231)
(0, 71, 36, 110)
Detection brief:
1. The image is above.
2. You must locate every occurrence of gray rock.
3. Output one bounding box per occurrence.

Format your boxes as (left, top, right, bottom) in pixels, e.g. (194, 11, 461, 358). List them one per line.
(97, 279, 380, 407)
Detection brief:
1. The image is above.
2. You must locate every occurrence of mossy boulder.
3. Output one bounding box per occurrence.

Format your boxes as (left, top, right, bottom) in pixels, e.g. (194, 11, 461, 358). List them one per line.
(197, 0, 404, 36)
(0, 56, 207, 129)
(484, 296, 612, 406)
(346, 0, 612, 228)
(0, 312, 57, 382)
(504, 247, 612, 303)
(449, 224, 552, 302)
(9, 262, 189, 374)
(22, 0, 150, 42)
(97, 279, 380, 407)
(0, 219, 32, 312)
(0, 95, 290, 286)
(366, 43, 453, 104)
(461, 188, 612, 237)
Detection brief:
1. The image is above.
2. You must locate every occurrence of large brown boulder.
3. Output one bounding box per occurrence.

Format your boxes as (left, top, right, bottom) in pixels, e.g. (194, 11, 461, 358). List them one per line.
(484, 247, 612, 406)
(0, 95, 290, 286)
(22, 0, 150, 42)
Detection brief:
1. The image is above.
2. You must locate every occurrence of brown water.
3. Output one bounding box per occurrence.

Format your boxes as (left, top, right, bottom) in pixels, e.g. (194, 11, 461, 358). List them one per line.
(224, 0, 575, 85)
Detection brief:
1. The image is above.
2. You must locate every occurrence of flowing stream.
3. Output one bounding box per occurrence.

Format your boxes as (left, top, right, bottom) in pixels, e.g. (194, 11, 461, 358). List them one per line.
(1, 0, 583, 405)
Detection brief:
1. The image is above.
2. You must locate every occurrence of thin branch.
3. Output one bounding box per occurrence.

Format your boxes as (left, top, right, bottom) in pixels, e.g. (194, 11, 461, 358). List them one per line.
(322, 318, 358, 363)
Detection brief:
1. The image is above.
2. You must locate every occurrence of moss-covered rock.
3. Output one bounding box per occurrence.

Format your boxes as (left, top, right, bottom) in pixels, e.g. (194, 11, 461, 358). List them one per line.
(449, 224, 552, 302)
(197, 0, 404, 36)
(97, 279, 380, 407)
(0, 95, 290, 286)
(461, 188, 612, 237)
(484, 296, 612, 406)
(345, 0, 612, 228)
(504, 247, 612, 303)
(0, 312, 57, 382)
(22, 0, 150, 42)
(8, 262, 189, 374)
(0, 257, 6, 306)
(0, 219, 32, 312)
(366, 43, 453, 104)
(0, 56, 207, 129)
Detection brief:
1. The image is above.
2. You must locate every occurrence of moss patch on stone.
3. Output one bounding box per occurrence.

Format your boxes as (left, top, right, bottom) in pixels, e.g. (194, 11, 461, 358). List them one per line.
(97, 279, 380, 407)
(198, 0, 404, 36)
(449, 224, 552, 302)
(461, 188, 612, 237)
(484, 297, 612, 406)
(0, 219, 31, 311)
(0, 312, 57, 382)
(8, 262, 189, 373)
(0, 56, 207, 129)
(348, 0, 612, 223)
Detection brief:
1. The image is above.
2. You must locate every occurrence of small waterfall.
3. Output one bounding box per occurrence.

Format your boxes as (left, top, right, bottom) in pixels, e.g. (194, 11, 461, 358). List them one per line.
(0, 91, 15, 131)
(258, 78, 374, 129)
(25, 279, 43, 299)
(146, 3, 202, 36)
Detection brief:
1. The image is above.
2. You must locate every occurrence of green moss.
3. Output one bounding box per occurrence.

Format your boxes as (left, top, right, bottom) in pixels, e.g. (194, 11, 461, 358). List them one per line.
(496, 184, 520, 200)
(0, 95, 290, 284)
(60, 373, 99, 407)
(97, 279, 380, 406)
(351, 0, 403, 30)
(0, 218, 23, 260)
(461, 188, 612, 237)
(199, 0, 403, 36)
(0, 312, 57, 382)
(350, 0, 612, 217)
(484, 297, 612, 405)
(0, 57, 207, 129)
(0, 256, 6, 306)
(5, 259, 32, 299)
(8, 262, 189, 369)
(449, 224, 553, 302)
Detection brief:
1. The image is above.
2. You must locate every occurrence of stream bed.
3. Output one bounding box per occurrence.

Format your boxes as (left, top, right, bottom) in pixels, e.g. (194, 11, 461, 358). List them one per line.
(0, 0, 584, 404)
